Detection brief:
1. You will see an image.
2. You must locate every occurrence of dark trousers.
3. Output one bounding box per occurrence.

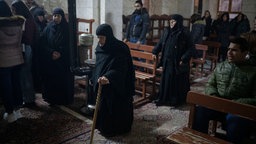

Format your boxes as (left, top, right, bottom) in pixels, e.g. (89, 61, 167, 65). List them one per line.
(193, 106, 251, 144)
(0, 65, 23, 113)
(20, 45, 35, 103)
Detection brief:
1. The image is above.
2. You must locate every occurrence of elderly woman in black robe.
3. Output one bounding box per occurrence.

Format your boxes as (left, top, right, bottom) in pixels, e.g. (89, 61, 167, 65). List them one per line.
(152, 14, 194, 107)
(90, 24, 135, 137)
(40, 8, 74, 105)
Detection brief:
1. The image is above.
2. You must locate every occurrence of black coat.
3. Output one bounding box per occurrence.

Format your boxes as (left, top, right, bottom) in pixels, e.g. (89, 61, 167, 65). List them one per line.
(152, 15, 194, 106)
(202, 16, 212, 37)
(125, 8, 150, 41)
(91, 24, 135, 136)
(40, 16, 74, 105)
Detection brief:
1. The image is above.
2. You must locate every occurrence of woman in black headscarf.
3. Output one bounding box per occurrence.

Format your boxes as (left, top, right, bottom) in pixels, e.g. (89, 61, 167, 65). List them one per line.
(90, 24, 135, 137)
(40, 7, 74, 105)
(33, 8, 47, 36)
(152, 14, 195, 107)
(31, 8, 47, 93)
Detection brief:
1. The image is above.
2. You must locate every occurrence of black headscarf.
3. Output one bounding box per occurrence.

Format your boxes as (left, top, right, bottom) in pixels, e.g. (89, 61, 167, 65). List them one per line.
(96, 24, 119, 52)
(94, 23, 134, 83)
(11, 0, 33, 19)
(135, 0, 143, 6)
(33, 8, 45, 17)
(33, 8, 46, 33)
(48, 7, 68, 41)
(52, 7, 67, 24)
(93, 23, 135, 100)
(170, 14, 184, 31)
(41, 7, 69, 57)
(0, 0, 12, 17)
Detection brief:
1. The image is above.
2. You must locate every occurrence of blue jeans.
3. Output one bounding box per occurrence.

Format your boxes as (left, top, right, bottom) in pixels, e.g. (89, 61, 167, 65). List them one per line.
(129, 37, 146, 44)
(0, 65, 23, 113)
(193, 106, 251, 143)
(20, 45, 35, 103)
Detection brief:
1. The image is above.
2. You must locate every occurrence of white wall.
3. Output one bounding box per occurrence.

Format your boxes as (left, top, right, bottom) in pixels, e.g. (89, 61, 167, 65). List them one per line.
(177, 0, 194, 18)
(123, 0, 193, 18)
(162, 0, 178, 15)
(242, 0, 256, 30)
(100, 0, 123, 39)
(202, 0, 218, 19)
(76, 0, 123, 58)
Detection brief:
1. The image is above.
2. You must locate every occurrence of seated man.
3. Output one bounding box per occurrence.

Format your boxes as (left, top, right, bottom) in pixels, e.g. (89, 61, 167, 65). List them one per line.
(192, 37, 256, 144)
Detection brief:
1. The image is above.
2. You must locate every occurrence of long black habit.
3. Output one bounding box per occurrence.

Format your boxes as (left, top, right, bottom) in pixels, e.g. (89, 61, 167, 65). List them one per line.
(152, 14, 194, 106)
(91, 24, 135, 136)
(40, 8, 74, 105)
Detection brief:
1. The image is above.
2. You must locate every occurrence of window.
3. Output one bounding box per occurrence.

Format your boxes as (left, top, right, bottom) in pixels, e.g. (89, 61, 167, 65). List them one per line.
(218, 0, 242, 19)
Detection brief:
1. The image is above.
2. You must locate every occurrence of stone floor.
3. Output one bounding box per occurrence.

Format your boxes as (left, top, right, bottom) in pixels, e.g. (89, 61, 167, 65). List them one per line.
(61, 74, 210, 143)
(0, 70, 210, 144)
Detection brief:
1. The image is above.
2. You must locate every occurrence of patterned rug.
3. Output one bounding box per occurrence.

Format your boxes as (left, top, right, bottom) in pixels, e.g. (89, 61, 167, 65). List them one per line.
(63, 102, 189, 144)
(0, 105, 91, 144)
(0, 75, 209, 144)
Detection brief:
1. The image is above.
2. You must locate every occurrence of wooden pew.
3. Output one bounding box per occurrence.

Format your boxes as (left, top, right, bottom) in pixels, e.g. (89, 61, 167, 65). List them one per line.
(166, 91, 256, 144)
(126, 42, 157, 107)
(202, 40, 221, 71)
(147, 14, 162, 45)
(190, 44, 208, 78)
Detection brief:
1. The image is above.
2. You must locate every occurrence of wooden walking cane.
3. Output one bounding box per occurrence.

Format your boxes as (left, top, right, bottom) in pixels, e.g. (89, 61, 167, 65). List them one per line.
(89, 84, 102, 144)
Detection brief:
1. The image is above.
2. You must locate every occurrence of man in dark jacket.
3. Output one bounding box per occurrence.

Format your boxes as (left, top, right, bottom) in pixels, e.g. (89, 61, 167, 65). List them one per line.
(123, 0, 149, 44)
(89, 24, 135, 137)
(193, 37, 256, 143)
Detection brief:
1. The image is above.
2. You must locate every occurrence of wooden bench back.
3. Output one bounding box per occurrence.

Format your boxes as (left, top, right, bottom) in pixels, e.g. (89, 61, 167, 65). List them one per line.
(126, 42, 157, 106)
(202, 41, 221, 71)
(187, 91, 256, 128)
(202, 41, 221, 54)
(139, 44, 154, 53)
(190, 44, 208, 77)
(202, 40, 221, 59)
(194, 44, 208, 59)
(125, 42, 154, 53)
(130, 50, 156, 74)
(126, 42, 139, 50)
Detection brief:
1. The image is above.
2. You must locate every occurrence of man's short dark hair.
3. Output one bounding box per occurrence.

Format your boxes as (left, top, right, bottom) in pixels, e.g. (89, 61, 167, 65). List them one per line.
(135, 0, 143, 6)
(190, 13, 201, 23)
(230, 37, 249, 52)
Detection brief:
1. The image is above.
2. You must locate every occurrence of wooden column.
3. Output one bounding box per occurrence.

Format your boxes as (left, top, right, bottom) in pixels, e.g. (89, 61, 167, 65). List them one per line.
(68, 0, 78, 67)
